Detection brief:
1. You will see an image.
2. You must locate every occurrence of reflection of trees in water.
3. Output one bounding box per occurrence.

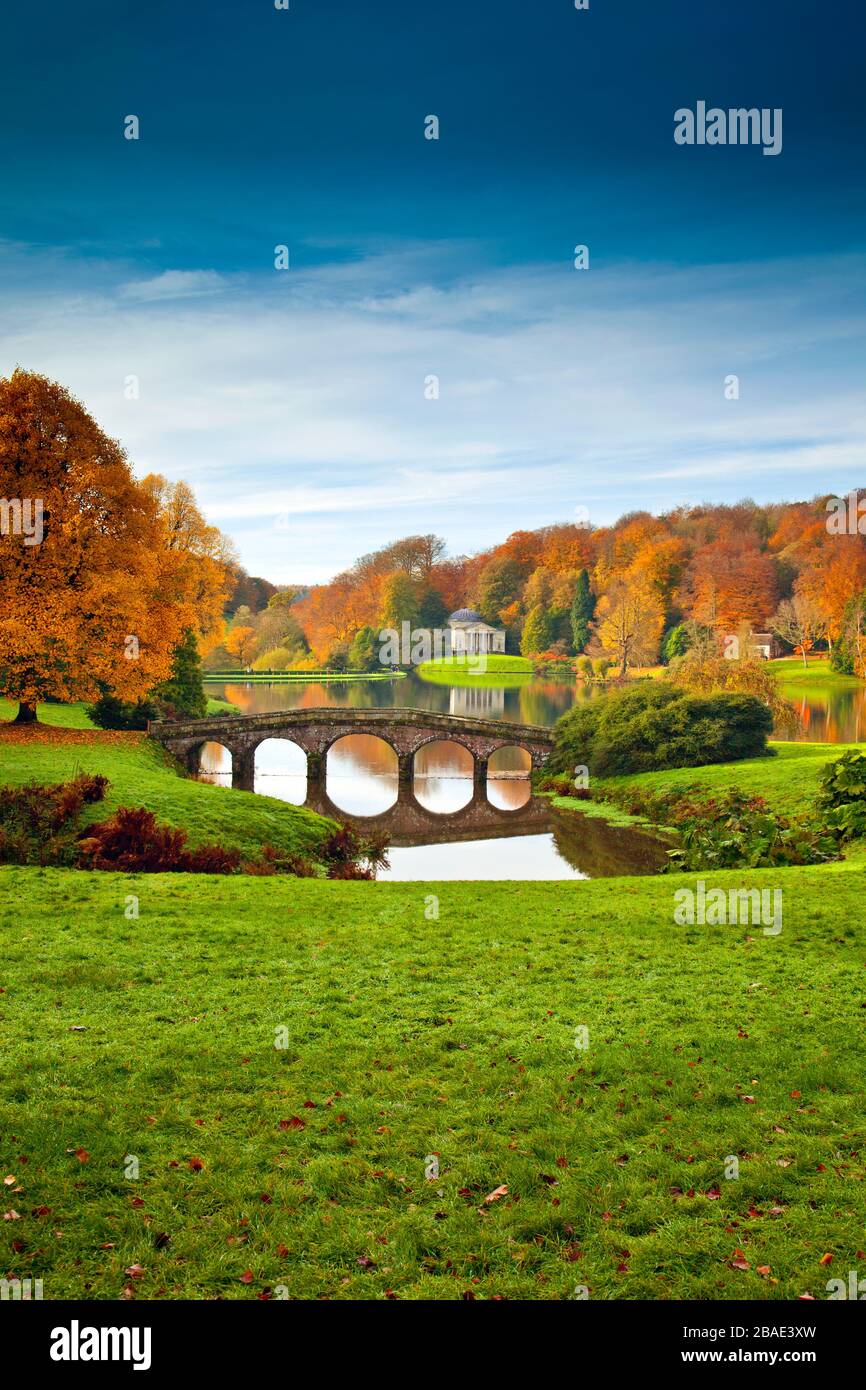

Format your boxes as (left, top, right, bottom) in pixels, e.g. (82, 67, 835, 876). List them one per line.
(329, 733, 398, 777)
(775, 684, 866, 743)
(549, 807, 669, 878)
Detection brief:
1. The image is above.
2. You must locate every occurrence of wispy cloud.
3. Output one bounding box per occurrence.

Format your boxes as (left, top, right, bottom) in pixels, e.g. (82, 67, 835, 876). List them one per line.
(118, 269, 228, 301)
(1, 243, 864, 583)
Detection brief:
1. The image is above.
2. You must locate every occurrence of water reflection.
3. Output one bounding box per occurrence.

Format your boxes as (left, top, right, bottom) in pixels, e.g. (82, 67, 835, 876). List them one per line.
(413, 740, 473, 813)
(200, 669, 863, 880)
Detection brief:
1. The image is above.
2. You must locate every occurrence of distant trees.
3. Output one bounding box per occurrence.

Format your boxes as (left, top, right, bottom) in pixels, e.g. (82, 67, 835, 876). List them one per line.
(225, 624, 257, 666)
(192, 497, 866, 679)
(348, 626, 381, 672)
(379, 572, 421, 631)
(476, 556, 525, 625)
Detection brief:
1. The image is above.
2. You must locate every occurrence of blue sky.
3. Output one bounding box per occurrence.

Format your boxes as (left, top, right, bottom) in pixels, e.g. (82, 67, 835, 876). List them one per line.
(1, 0, 864, 582)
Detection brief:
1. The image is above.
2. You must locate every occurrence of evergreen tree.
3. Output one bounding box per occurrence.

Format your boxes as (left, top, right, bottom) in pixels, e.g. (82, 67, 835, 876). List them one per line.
(521, 604, 553, 656)
(416, 586, 448, 631)
(569, 569, 595, 654)
(348, 625, 380, 672)
(154, 629, 207, 719)
(476, 557, 524, 624)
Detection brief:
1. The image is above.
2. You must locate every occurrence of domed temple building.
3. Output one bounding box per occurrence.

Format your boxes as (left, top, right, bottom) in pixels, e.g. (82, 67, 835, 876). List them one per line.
(447, 607, 506, 656)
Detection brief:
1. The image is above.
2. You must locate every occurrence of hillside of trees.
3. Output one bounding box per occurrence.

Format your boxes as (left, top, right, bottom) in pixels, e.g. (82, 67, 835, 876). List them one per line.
(209, 495, 866, 678)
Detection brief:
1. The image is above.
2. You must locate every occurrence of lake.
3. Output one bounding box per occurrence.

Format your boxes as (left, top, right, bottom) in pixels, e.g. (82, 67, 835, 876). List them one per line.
(200, 670, 861, 880)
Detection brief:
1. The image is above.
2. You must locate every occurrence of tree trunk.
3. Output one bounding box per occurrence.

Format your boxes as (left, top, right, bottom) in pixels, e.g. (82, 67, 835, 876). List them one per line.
(13, 701, 37, 724)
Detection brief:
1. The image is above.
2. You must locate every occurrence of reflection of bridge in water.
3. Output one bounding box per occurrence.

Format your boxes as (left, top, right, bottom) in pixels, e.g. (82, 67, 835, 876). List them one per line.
(304, 779, 548, 847)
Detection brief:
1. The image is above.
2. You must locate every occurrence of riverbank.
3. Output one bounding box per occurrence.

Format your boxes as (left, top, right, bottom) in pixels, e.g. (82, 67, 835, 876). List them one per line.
(0, 708, 335, 862)
(1, 860, 862, 1300)
(204, 670, 407, 683)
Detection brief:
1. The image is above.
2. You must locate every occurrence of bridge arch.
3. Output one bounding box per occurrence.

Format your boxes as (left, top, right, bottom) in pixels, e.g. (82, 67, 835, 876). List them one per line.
(148, 707, 554, 794)
(190, 739, 232, 783)
(253, 736, 308, 804)
(412, 738, 475, 813)
(325, 732, 399, 817)
(487, 744, 532, 810)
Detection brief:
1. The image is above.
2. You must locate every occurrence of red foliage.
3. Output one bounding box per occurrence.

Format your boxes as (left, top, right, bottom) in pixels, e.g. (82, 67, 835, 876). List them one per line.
(77, 807, 240, 874)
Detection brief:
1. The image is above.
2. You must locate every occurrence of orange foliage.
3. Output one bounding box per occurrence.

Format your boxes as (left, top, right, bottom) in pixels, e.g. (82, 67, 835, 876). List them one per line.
(0, 371, 197, 717)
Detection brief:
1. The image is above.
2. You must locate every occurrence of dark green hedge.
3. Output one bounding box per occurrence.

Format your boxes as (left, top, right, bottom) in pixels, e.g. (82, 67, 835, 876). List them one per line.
(549, 682, 774, 777)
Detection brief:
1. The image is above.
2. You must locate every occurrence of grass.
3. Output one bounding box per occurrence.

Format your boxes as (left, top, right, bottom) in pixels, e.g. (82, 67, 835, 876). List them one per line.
(0, 704, 335, 862)
(417, 654, 533, 676)
(596, 741, 858, 821)
(769, 658, 864, 687)
(206, 697, 240, 716)
(2, 696, 863, 1301)
(417, 655, 533, 688)
(1, 862, 864, 1301)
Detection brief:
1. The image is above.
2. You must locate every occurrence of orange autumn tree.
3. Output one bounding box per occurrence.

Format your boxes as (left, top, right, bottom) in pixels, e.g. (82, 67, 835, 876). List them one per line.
(141, 475, 235, 645)
(0, 370, 194, 722)
(684, 539, 778, 632)
(225, 624, 257, 666)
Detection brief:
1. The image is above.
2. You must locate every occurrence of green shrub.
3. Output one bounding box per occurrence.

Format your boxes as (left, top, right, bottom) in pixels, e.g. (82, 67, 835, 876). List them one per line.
(592, 781, 837, 871)
(549, 681, 774, 777)
(88, 695, 159, 730)
(817, 750, 866, 839)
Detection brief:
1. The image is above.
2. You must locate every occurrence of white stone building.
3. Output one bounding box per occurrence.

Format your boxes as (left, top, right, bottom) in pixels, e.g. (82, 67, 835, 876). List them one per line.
(447, 608, 506, 656)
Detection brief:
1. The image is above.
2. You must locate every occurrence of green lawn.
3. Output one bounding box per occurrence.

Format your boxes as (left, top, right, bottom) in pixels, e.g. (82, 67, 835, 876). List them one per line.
(769, 658, 864, 687)
(2, 699, 864, 1301)
(0, 698, 97, 730)
(417, 654, 533, 676)
(1, 863, 864, 1301)
(598, 741, 858, 820)
(0, 707, 334, 862)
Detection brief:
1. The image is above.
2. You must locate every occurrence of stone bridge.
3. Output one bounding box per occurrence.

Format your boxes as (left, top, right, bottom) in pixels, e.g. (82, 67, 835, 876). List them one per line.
(148, 707, 555, 791)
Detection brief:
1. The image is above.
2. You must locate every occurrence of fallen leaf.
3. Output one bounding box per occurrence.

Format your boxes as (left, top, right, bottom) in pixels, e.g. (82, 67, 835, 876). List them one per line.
(483, 1185, 509, 1204)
